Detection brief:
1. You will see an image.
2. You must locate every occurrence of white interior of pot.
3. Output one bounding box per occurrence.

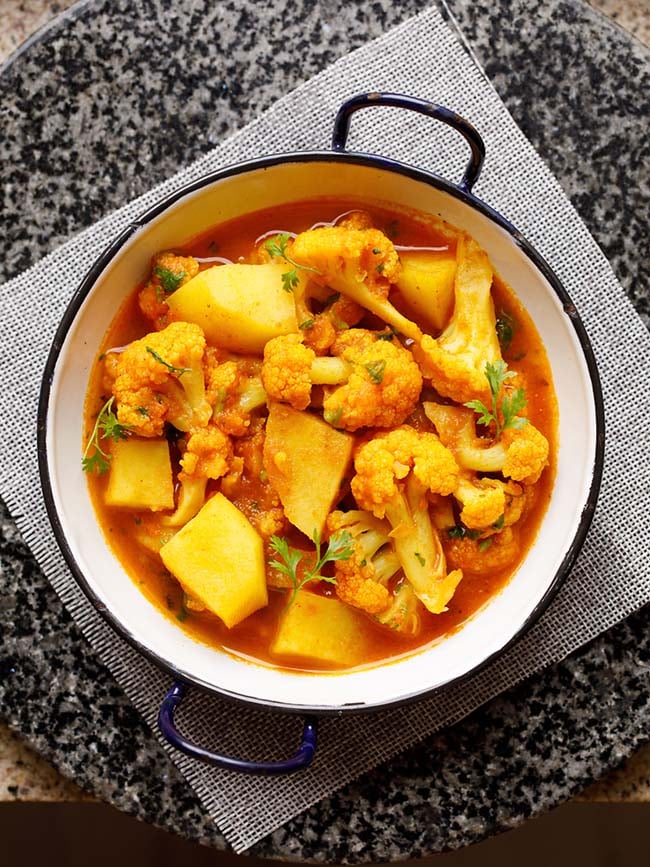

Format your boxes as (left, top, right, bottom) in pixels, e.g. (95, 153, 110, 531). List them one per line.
(46, 159, 597, 711)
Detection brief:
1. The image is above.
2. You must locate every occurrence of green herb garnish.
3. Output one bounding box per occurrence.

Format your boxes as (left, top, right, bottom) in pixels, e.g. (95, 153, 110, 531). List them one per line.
(213, 387, 228, 415)
(323, 292, 341, 307)
(376, 263, 385, 274)
(154, 266, 185, 295)
(265, 232, 321, 293)
(447, 524, 482, 541)
(299, 318, 315, 331)
(146, 347, 190, 377)
(269, 529, 354, 607)
(478, 538, 493, 552)
(364, 359, 386, 384)
(376, 327, 396, 341)
(176, 594, 191, 623)
(414, 552, 426, 567)
(82, 396, 131, 474)
(464, 360, 528, 441)
(495, 310, 516, 352)
(323, 406, 343, 427)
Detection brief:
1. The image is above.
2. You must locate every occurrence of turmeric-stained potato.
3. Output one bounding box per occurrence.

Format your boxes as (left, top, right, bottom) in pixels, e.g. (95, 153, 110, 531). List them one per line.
(160, 493, 267, 628)
(167, 264, 298, 354)
(264, 403, 354, 539)
(271, 592, 371, 667)
(105, 438, 174, 511)
(395, 250, 456, 332)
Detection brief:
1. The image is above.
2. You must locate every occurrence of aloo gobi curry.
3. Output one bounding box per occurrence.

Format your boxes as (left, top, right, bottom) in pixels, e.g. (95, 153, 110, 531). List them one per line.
(83, 201, 556, 672)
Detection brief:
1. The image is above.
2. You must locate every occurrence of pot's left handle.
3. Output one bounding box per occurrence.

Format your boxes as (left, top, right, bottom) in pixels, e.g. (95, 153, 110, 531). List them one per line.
(158, 682, 318, 775)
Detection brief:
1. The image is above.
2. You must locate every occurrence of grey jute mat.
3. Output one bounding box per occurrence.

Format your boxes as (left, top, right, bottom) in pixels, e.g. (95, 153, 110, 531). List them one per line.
(1, 3, 649, 853)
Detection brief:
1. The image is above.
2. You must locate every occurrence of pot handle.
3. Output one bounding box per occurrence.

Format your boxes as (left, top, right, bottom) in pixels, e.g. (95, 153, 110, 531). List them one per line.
(157, 682, 318, 775)
(331, 92, 485, 193)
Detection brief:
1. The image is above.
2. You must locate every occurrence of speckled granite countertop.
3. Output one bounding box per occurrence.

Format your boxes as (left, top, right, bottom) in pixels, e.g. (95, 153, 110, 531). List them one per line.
(1, 0, 648, 860)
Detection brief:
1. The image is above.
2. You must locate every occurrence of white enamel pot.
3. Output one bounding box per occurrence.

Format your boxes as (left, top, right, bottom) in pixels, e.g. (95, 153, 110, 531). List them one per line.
(39, 93, 604, 775)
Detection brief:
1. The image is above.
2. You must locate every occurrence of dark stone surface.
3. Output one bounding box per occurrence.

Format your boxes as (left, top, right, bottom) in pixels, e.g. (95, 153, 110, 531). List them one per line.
(1, 0, 648, 860)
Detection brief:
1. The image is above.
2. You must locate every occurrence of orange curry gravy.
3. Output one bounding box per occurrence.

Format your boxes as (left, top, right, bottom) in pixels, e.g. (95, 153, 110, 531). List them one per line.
(84, 198, 558, 673)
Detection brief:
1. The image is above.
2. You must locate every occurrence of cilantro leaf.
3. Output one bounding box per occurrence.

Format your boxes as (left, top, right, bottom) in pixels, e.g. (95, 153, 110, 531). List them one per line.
(281, 268, 300, 293)
(323, 406, 343, 427)
(364, 359, 386, 384)
(495, 310, 516, 352)
(264, 232, 322, 294)
(500, 387, 528, 429)
(464, 360, 528, 441)
(82, 396, 131, 474)
(264, 232, 292, 259)
(447, 524, 482, 541)
(146, 347, 191, 377)
(463, 399, 494, 428)
(154, 266, 185, 295)
(81, 449, 110, 475)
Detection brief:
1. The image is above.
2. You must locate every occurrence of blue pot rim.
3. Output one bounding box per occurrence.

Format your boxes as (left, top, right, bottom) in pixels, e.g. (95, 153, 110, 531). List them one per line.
(37, 149, 605, 717)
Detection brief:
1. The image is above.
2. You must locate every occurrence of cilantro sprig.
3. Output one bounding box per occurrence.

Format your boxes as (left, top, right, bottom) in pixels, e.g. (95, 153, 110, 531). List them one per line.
(464, 360, 528, 441)
(154, 266, 185, 295)
(146, 347, 190, 377)
(264, 232, 321, 293)
(269, 529, 354, 607)
(82, 396, 131, 474)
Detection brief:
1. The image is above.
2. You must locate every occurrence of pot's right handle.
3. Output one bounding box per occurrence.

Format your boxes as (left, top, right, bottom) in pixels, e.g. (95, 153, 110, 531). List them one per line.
(331, 92, 485, 194)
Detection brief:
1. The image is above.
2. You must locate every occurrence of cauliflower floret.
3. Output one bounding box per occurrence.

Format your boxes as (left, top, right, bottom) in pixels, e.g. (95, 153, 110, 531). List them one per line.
(203, 349, 267, 437)
(445, 526, 521, 574)
(138, 252, 199, 330)
(290, 226, 423, 341)
(261, 334, 315, 411)
(179, 425, 233, 480)
(299, 315, 337, 354)
(101, 352, 121, 394)
(298, 293, 366, 355)
(414, 236, 502, 403)
(322, 329, 423, 431)
(326, 510, 394, 615)
(454, 475, 507, 530)
(423, 401, 549, 484)
(261, 231, 366, 353)
(326, 509, 423, 634)
(161, 423, 234, 528)
(261, 333, 351, 411)
(351, 426, 459, 518)
(501, 424, 550, 484)
(112, 321, 211, 436)
(351, 427, 462, 614)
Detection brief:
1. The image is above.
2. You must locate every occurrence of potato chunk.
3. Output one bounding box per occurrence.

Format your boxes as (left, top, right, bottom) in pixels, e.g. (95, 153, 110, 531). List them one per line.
(105, 438, 174, 511)
(264, 403, 354, 539)
(395, 249, 456, 332)
(160, 493, 267, 628)
(167, 264, 298, 354)
(271, 592, 371, 667)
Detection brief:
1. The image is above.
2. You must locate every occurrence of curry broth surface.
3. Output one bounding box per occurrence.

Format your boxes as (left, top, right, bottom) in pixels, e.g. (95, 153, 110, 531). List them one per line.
(85, 199, 557, 673)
